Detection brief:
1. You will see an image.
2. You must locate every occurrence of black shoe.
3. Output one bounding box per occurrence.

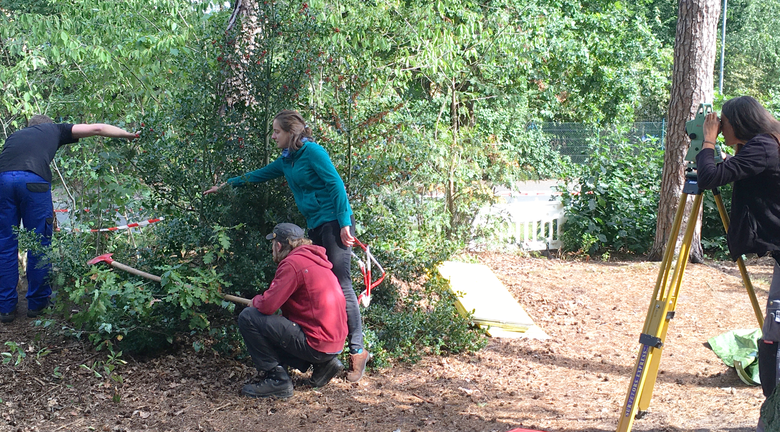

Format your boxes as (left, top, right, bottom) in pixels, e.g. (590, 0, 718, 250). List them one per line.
(241, 366, 293, 399)
(0, 308, 16, 324)
(27, 302, 51, 318)
(307, 357, 344, 388)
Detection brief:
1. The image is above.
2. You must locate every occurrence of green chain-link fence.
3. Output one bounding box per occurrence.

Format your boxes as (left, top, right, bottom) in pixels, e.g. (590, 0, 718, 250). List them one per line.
(531, 121, 667, 164)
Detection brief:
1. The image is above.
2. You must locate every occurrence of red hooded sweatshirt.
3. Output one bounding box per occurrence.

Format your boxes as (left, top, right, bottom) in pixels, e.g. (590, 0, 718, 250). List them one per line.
(251, 244, 347, 354)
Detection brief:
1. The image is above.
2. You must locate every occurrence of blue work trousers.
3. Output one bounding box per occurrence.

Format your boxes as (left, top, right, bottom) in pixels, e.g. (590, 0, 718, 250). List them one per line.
(0, 171, 54, 313)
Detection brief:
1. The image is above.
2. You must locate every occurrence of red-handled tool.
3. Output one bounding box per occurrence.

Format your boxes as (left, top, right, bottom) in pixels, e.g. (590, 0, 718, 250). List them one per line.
(352, 239, 386, 308)
(87, 253, 252, 306)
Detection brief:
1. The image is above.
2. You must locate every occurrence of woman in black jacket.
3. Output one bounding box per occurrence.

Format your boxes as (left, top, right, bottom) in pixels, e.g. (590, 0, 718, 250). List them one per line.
(697, 96, 780, 431)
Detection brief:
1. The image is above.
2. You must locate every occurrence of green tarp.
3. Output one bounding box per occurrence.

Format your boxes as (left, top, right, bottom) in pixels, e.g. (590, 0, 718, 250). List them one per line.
(707, 328, 762, 385)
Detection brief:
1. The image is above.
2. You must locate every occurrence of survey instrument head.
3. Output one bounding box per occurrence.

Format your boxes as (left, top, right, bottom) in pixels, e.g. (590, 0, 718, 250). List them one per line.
(685, 103, 724, 172)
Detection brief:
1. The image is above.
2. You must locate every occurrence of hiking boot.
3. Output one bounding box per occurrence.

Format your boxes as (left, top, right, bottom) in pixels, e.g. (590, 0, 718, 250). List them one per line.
(0, 308, 16, 324)
(307, 357, 344, 388)
(241, 365, 293, 399)
(27, 301, 51, 318)
(346, 350, 371, 382)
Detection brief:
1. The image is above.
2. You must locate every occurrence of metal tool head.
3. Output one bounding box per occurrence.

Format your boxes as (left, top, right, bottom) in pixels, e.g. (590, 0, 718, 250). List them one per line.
(87, 253, 115, 265)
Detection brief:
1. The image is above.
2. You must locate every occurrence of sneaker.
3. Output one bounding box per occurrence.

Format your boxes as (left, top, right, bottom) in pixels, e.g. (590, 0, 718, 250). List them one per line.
(0, 308, 16, 324)
(241, 366, 294, 399)
(346, 350, 371, 382)
(307, 357, 344, 387)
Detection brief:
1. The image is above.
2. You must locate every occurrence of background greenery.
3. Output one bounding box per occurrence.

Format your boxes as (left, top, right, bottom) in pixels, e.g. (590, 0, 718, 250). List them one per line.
(1, 0, 777, 361)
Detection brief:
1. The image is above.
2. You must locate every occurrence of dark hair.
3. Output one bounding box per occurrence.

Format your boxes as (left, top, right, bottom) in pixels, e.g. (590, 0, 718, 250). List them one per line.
(27, 114, 54, 127)
(273, 110, 313, 151)
(722, 96, 780, 143)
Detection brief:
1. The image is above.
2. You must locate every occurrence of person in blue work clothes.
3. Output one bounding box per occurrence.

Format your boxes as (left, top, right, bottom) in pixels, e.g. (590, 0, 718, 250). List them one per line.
(697, 96, 780, 432)
(0, 115, 138, 323)
(204, 110, 370, 382)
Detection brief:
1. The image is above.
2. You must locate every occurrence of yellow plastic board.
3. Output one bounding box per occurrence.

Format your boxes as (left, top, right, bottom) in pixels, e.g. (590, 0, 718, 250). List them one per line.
(438, 261, 549, 339)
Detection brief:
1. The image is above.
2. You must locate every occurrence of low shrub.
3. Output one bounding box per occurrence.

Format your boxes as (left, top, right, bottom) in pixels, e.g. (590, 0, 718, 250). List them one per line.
(559, 127, 664, 256)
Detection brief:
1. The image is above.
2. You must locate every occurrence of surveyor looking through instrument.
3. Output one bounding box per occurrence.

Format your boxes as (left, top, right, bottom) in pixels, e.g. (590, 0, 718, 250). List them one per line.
(203, 110, 370, 382)
(697, 96, 780, 432)
(0, 115, 138, 324)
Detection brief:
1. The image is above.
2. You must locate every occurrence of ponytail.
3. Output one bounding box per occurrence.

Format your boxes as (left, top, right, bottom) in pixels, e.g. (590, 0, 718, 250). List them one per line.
(274, 110, 313, 151)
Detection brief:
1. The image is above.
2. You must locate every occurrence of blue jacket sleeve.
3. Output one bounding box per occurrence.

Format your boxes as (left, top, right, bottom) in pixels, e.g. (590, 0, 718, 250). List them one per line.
(308, 144, 352, 228)
(226, 157, 284, 187)
(696, 142, 770, 190)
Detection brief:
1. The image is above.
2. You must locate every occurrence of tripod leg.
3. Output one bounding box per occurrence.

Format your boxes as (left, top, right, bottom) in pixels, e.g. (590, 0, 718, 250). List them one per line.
(617, 192, 699, 432)
(712, 188, 764, 328)
(637, 193, 703, 411)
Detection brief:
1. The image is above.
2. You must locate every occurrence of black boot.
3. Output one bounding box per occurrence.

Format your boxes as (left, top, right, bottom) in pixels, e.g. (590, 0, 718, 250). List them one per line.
(242, 365, 293, 399)
(306, 357, 344, 388)
(0, 308, 16, 324)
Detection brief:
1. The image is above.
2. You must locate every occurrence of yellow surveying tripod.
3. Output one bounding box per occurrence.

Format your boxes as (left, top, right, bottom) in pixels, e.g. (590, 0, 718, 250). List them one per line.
(616, 103, 766, 432)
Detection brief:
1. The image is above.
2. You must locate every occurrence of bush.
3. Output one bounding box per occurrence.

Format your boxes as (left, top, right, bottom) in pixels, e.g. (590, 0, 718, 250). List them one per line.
(559, 127, 663, 256)
(362, 274, 488, 365)
(43, 2, 491, 365)
(50, 224, 237, 351)
(700, 182, 733, 260)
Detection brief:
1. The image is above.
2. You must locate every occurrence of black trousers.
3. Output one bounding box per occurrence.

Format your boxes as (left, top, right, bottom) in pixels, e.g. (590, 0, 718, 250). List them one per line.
(309, 216, 364, 352)
(238, 307, 335, 373)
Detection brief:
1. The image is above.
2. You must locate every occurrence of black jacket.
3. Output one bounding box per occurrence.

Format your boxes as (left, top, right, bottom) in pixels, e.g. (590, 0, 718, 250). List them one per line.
(696, 134, 780, 261)
(0, 123, 77, 182)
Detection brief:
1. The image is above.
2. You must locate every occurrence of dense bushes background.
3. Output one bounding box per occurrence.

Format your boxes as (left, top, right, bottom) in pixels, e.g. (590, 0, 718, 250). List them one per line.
(2, 0, 778, 361)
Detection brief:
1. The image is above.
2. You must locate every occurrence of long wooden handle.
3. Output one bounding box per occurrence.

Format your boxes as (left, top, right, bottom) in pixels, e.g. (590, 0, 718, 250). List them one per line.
(222, 293, 253, 306)
(109, 261, 251, 306)
(111, 261, 162, 282)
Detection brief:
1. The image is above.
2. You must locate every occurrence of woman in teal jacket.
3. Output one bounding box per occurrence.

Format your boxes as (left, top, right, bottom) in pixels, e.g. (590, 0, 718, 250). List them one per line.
(204, 110, 369, 382)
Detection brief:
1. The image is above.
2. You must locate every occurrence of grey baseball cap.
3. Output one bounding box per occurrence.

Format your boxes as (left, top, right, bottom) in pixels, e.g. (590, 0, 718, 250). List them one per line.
(266, 223, 305, 244)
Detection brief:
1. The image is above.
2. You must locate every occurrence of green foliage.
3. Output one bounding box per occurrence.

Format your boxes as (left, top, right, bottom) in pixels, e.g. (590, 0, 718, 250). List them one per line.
(559, 129, 664, 255)
(0, 0, 207, 130)
(701, 183, 733, 259)
(1, 341, 26, 366)
(720, 0, 780, 102)
(1, 0, 708, 366)
(363, 275, 488, 364)
(80, 343, 127, 384)
(513, 127, 572, 180)
(51, 223, 237, 352)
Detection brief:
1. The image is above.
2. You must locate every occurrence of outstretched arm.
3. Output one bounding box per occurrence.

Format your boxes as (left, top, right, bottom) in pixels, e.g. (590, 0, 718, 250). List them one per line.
(72, 123, 138, 140)
(203, 183, 227, 195)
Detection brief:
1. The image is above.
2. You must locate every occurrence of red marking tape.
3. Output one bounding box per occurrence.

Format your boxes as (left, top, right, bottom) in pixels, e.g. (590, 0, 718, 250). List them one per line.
(63, 217, 164, 233)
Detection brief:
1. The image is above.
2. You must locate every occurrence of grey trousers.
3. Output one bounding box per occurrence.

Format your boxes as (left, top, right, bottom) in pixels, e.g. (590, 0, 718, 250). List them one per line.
(762, 261, 780, 340)
(238, 307, 336, 373)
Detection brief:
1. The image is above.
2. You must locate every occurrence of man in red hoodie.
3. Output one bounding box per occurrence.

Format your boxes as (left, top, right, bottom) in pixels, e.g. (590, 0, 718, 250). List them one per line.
(238, 223, 348, 398)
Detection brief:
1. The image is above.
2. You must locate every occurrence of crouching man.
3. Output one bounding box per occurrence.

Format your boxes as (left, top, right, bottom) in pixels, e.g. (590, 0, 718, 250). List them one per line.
(238, 223, 347, 398)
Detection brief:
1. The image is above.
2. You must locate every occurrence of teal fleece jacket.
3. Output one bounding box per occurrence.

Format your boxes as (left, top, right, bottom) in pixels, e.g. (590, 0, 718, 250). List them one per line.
(226, 140, 353, 229)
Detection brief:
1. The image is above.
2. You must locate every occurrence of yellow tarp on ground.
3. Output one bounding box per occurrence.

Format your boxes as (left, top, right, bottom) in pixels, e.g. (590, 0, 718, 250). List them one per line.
(438, 261, 549, 340)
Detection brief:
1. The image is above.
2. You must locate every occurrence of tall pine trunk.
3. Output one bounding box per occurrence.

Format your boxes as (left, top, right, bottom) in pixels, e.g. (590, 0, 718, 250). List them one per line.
(648, 0, 721, 262)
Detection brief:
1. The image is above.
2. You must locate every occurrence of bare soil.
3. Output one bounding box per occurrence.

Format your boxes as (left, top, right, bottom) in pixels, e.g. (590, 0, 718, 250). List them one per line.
(0, 253, 774, 432)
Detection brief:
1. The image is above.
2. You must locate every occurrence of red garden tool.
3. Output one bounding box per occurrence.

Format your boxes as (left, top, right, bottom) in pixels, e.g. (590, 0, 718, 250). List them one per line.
(87, 253, 252, 306)
(352, 239, 386, 308)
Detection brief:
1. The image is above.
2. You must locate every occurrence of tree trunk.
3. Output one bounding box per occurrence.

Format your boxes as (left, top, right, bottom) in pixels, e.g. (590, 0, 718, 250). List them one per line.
(223, 0, 261, 110)
(445, 80, 459, 237)
(647, 0, 721, 262)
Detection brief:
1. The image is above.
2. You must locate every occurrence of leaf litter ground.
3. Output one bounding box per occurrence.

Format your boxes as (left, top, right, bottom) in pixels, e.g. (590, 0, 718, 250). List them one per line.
(0, 253, 773, 432)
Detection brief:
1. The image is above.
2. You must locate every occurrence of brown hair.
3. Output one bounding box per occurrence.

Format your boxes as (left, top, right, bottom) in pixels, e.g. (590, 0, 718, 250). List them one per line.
(272, 237, 313, 263)
(274, 110, 313, 151)
(27, 115, 54, 127)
